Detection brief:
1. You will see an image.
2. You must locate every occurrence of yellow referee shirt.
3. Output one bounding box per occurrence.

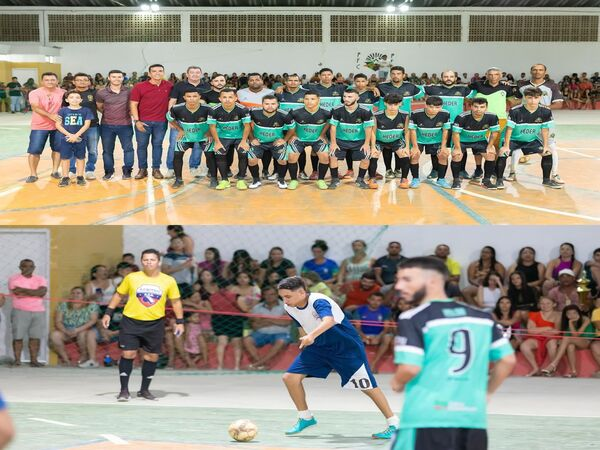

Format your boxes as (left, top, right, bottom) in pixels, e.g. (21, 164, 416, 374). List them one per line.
(118, 271, 180, 321)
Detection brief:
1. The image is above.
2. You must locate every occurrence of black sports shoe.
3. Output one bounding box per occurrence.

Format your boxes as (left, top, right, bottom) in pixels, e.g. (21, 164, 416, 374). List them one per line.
(122, 170, 132, 180)
(102, 172, 114, 181)
(495, 179, 505, 190)
(137, 390, 157, 401)
(542, 179, 563, 189)
(209, 178, 218, 188)
(471, 167, 483, 180)
(51, 171, 61, 180)
(117, 390, 131, 402)
(76, 176, 86, 186)
(355, 178, 370, 189)
(58, 177, 70, 188)
(328, 178, 341, 190)
(482, 178, 497, 190)
(451, 179, 461, 190)
(172, 179, 184, 189)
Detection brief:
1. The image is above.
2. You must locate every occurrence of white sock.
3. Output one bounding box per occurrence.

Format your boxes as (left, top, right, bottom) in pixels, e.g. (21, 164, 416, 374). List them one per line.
(298, 410, 312, 420)
(386, 415, 400, 427)
(511, 149, 523, 172)
(550, 144, 559, 175)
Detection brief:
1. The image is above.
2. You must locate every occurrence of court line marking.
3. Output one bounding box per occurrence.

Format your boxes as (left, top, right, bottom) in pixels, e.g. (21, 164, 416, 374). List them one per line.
(459, 189, 600, 222)
(427, 183, 490, 224)
(100, 434, 129, 445)
(29, 417, 77, 427)
(558, 148, 600, 160)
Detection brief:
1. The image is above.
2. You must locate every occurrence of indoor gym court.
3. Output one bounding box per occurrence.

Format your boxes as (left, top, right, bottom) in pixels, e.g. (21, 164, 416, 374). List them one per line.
(2, 368, 599, 450)
(0, 110, 599, 226)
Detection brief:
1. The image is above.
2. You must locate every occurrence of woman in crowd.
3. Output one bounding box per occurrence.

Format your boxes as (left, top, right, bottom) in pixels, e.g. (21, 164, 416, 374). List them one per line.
(162, 236, 195, 299)
(336, 239, 374, 285)
(50, 287, 99, 367)
(463, 246, 506, 304)
(229, 271, 261, 311)
(223, 249, 260, 284)
(492, 296, 523, 350)
(584, 247, 600, 298)
(194, 269, 220, 336)
(476, 271, 506, 312)
(542, 243, 583, 296)
(520, 297, 561, 377)
(507, 247, 545, 291)
(166, 225, 195, 256)
(507, 271, 540, 321)
(302, 271, 337, 304)
(197, 247, 227, 287)
(301, 240, 339, 287)
(84, 265, 116, 306)
(541, 304, 595, 378)
(258, 247, 296, 287)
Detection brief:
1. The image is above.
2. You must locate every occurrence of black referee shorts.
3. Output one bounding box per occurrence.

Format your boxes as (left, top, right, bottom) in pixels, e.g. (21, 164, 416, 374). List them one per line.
(118, 316, 165, 354)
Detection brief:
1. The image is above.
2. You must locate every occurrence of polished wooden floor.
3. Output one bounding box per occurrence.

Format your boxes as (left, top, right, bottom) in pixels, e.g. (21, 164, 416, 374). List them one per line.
(0, 111, 599, 225)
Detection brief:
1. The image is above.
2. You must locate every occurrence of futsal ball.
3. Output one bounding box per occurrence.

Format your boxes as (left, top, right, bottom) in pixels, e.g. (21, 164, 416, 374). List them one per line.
(228, 419, 258, 442)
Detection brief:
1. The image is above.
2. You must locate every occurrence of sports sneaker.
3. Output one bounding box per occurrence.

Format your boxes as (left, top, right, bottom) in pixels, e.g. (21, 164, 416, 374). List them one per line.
(299, 172, 309, 181)
(495, 179, 505, 190)
(451, 179, 461, 190)
(287, 180, 299, 190)
(215, 180, 231, 190)
(374, 172, 384, 180)
(249, 180, 262, 189)
(268, 173, 278, 181)
(25, 176, 38, 183)
(309, 171, 318, 181)
(504, 172, 517, 182)
(435, 179, 452, 189)
(122, 170, 132, 180)
(68, 171, 76, 179)
(261, 171, 269, 180)
(172, 179, 184, 189)
(394, 169, 403, 178)
(85, 171, 96, 180)
(482, 179, 497, 190)
(398, 178, 409, 189)
(165, 169, 175, 179)
(542, 179, 564, 189)
(551, 173, 565, 184)
(78, 359, 99, 368)
(328, 178, 341, 190)
(426, 169, 438, 180)
(117, 390, 131, 402)
(471, 167, 484, 180)
(102, 173, 114, 181)
(58, 177, 70, 188)
(236, 180, 248, 190)
(277, 180, 288, 189)
(316, 180, 328, 190)
(208, 178, 218, 189)
(372, 425, 398, 440)
(409, 178, 421, 189)
(355, 178, 370, 189)
(190, 167, 203, 178)
(341, 170, 354, 180)
(137, 390, 157, 401)
(385, 169, 395, 179)
(285, 417, 317, 435)
(519, 155, 530, 164)
(458, 170, 471, 180)
(51, 171, 61, 180)
(367, 179, 378, 189)
(76, 176, 86, 186)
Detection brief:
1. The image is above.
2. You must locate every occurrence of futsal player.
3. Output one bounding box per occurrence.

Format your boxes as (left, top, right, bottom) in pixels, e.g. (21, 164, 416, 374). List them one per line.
(408, 96, 452, 189)
(102, 249, 183, 401)
(300, 68, 346, 111)
(287, 91, 332, 190)
(376, 66, 424, 113)
(391, 257, 516, 450)
(451, 98, 500, 190)
(276, 73, 306, 111)
(501, 87, 563, 189)
(354, 73, 380, 111)
(278, 276, 399, 439)
(207, 89, 251, 190)
(201, 74, 226, 106)
(247, 95, 295, 189)
(166, 88, 213, 188)
(329, 89, 377, 190)
(0, 393, 14, 449)
(373, 94, 410, 186)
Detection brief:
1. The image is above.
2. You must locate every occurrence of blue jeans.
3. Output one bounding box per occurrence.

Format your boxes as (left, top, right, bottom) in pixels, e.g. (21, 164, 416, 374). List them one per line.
(166, 127, 202, 170)
(135, 121, 167, 169)
(10, 96, 22, 112)
(101, 124, 135, 174)
(70, 126, 99, 173)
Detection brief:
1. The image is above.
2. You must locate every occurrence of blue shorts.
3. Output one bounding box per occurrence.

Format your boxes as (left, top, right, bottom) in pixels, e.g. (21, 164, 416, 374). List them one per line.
(509, 140, 543, 155)
(27, 129, 59, 155)
(251, 331, 290, 347)
(57, 135, 86, 160)
(287, 341, 377, 390)
(333, 139, 369, 161)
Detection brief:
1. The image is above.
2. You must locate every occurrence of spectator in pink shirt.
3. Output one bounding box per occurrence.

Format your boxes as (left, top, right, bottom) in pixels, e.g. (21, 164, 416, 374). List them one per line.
(8, 259, 48, 367)
(25, 72, 66, 183)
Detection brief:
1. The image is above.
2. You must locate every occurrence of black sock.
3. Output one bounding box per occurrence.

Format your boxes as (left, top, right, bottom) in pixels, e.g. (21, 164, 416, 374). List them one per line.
(496, 156, 507, 179)
(358, 167, 367, 179)
(383, 149, 392, 171)
(310, 154, 319, 173)
(216, 154, 228, 180)
(140, 360, 157, 392)
(393, 152, 402, 172)
(431, 155, 439, 172)
(262, 152, 272, 175)
(451, 160, 461, 180)
(476, 162, 482, 171)
(277, 163, 287, 181)
(237, 153, 248, 178)
(226, 146, 234, 171)
(460, 151, 468, 172)
(541, 154, 552, 180)
(368, 158, 378, 178)
(331, 167, 339, 179)
(318, 163, 328, 180)
(205, 152, 217, 179)
(298, 151, 306, 173)
(483, 160, 496, 179)
(410, 163, 419, 179)
(399, 157, 410, 179)
(345, 152, 353, 173)
(119, 357, 134, 391)
(173, 151, 184, 180)
(288, 162, 298, 180)
(249, 164, 260, 182)
(437, 163, 448, 179)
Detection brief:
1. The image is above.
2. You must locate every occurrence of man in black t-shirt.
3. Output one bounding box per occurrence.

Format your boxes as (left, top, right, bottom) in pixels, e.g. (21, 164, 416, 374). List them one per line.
(373, 242, 407, 293)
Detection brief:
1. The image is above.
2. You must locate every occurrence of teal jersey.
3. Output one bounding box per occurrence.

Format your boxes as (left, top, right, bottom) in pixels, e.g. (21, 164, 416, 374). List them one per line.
(330, 105, 374, 142)
(166, 103, 211, 143)
(289, 107, 331, 142)
(409, 109, 452, 145)
(424, 85, 475, 121)
(395, 299, 513, 430)
(276, 88, 306, 111)
(249, 108, 294, 143)
(505, 105, 554, 143)
(452, 111, 500, 144)
(207, 103, 251, 140)
(374, 109, 409, 144)
(377, 81, 424, 112)
(301, 83, 345, 110)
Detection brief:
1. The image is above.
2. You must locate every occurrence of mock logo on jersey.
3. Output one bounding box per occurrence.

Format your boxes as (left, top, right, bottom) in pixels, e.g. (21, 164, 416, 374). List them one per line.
(136, 284, 163, 308)
(403, 91, 411, 96)
(355, 118, 362, 123)
(333, 92, 340, 96)
(88, 95, 94, 102)
(482, 124, 489, 129)
(273, 122, 280, 127)
(534, 118, 543, 123)
(232, 115, 239, 120)
(396, 124, 403, 128)
(435, 122, 443, 127)
(317, 119, 324, 124)
(454, 91, 462, 96)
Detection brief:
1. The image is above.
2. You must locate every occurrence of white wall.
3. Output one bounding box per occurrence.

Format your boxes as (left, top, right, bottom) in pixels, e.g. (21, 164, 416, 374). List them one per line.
(123, 225, 600, 287)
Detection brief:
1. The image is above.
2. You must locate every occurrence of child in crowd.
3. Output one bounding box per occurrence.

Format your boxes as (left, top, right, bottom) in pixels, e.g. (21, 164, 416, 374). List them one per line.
(184, 312, 209, 367)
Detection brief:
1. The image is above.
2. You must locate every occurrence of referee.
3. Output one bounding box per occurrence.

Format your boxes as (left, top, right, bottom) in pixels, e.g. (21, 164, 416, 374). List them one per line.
(102, 249, 183, 401)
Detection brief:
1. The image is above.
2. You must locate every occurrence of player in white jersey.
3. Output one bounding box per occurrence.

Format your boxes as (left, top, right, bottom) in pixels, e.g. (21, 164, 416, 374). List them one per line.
(277, 276, 399, 439)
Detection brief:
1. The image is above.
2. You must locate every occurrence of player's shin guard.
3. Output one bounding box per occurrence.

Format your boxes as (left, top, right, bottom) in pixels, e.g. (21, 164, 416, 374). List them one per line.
(345, 152, 353, 173)
(430, 154, 439, 172)
(310, 154, 319, 173)
(437, 162, 448, 179)
(237, 153, 248, 178)
(410, 163, 419, 179)
(399, 157, 410, 179)
(460, 150, 468, 171)
(394, 153, 402, 172)
(451, 160, 461, 180)
(216, 154, 229, 180)
(288, 162, 298, 180)
(298, 151, 306, 173)
(262, 151, 273, 175)
(277, 162, 287, 182)
(140, 360, 157, 392)
(358, 167, 367, 179)
(249, 164, 260, 183)
(205, 152, 217, 179)
(541, 154, 553, 180)
(368, 158, 378, 179)
(331, 167, 339, 180)
(496, 156, 507, 179)
(318, 163, 329, 180)
(119, 357, 134, 391)
(173, 151, 184, 180)
(382, 149, 393, 171)
(484, 160, 496, 180)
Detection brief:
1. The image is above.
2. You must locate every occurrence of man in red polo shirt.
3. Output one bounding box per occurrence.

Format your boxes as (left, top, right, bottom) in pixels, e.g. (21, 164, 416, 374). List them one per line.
(339, 272, 381, 314)
(130, 64, 172, 180)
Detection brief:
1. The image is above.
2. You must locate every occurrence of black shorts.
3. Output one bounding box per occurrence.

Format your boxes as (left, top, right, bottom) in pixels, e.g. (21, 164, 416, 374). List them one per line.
(509, 140, 543, 155)
(215, 138, 242, 156)
(376, 141, 406, 152)
(333, 139, 368, 161)
(461, 141, 488, 154)
(175, 140, 212, 153)
(118, 316, 165, 354)
(249, 142, 286, 161)
(288, 138, 328, 154)
(417, 144, 441, 155)
(393, 427, 487, 450)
